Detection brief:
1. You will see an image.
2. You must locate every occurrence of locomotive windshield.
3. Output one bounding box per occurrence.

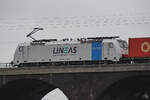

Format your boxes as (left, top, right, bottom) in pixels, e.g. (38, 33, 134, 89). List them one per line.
(117, 40, 128, 49)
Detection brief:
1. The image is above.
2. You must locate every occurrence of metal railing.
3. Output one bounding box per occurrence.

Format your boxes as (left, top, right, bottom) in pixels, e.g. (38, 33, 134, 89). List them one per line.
(0, 63, 13, 68)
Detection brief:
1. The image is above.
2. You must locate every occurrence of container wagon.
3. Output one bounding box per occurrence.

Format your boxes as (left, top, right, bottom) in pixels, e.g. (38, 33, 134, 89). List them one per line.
(128, 37, 150, 63)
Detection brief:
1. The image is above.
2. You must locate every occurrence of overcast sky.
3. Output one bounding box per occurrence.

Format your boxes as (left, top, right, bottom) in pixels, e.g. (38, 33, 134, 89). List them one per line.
(0, 0, 150, 63)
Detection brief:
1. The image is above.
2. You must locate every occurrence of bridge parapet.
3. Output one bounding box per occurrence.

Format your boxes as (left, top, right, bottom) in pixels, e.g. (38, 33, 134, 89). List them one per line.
(0, 63, 150, 100)
(0, 63, 149, 75)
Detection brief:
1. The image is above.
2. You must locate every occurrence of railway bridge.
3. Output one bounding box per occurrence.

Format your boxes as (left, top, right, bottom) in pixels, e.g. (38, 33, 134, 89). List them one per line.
(0, 63, 150, 100)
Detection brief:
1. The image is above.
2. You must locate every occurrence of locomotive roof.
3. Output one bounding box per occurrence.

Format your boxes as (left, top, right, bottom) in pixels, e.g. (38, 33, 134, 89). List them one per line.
(18, 37, 123, 46)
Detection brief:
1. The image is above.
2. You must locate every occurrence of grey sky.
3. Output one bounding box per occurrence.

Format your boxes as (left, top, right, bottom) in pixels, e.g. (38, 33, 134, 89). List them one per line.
(0, 0, 150, 62)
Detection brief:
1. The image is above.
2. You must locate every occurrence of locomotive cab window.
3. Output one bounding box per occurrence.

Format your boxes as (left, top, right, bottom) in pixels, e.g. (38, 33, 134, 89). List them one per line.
(109, 43, 114, 48)
(19, 46, 23, 52)
(117, 40, 128, 49)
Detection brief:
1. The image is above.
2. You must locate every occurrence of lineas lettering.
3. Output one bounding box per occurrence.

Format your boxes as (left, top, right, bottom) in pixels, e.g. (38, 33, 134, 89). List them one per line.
(53, 47, 77, 54)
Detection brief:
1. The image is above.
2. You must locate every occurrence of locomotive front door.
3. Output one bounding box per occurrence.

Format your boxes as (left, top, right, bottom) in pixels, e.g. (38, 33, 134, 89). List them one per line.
(23, 46, 29, 62)
(102, 42, 115, 61)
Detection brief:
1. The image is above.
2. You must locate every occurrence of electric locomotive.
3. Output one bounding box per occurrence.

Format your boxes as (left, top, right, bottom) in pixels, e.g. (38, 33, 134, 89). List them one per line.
(12, 36, 128, 67)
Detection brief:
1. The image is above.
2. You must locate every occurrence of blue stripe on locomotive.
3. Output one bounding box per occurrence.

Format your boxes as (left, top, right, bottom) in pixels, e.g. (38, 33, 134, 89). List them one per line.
(92, 42, 102, 60)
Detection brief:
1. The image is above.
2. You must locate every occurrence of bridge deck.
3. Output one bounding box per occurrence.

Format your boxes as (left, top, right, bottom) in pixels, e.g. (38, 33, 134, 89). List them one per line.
(0, 63, 149, 75)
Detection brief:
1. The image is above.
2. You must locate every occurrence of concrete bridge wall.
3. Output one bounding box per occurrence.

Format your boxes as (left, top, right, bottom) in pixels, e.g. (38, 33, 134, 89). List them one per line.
(0, 63, 149, 100)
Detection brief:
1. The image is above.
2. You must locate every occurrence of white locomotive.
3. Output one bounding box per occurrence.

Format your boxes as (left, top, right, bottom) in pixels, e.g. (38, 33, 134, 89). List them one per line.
(12, 28, 128, 67)
(13, 38, 128, 67)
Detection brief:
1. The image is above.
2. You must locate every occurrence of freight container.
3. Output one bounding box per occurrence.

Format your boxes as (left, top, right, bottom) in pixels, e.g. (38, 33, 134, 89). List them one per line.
(129, 37, 150, 58)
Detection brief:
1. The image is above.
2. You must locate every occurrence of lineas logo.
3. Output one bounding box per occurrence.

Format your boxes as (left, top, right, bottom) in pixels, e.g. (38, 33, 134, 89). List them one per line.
(53, 46, 77, 54)
(141, 42, 150, 53)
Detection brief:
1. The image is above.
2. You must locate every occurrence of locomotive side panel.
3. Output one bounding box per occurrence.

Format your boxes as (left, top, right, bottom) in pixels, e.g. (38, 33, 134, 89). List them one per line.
(77, 43, 92, 61)
(28, 45, 50, 62)
(18, 42, 103, 64)
(50, 43, 92, 62)
(102, 39, 124, 61)
(102, 42, 117, 61)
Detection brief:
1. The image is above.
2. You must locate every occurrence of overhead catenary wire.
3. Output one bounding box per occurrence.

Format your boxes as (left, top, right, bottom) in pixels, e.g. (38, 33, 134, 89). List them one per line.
(0, 12, 150, 30)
